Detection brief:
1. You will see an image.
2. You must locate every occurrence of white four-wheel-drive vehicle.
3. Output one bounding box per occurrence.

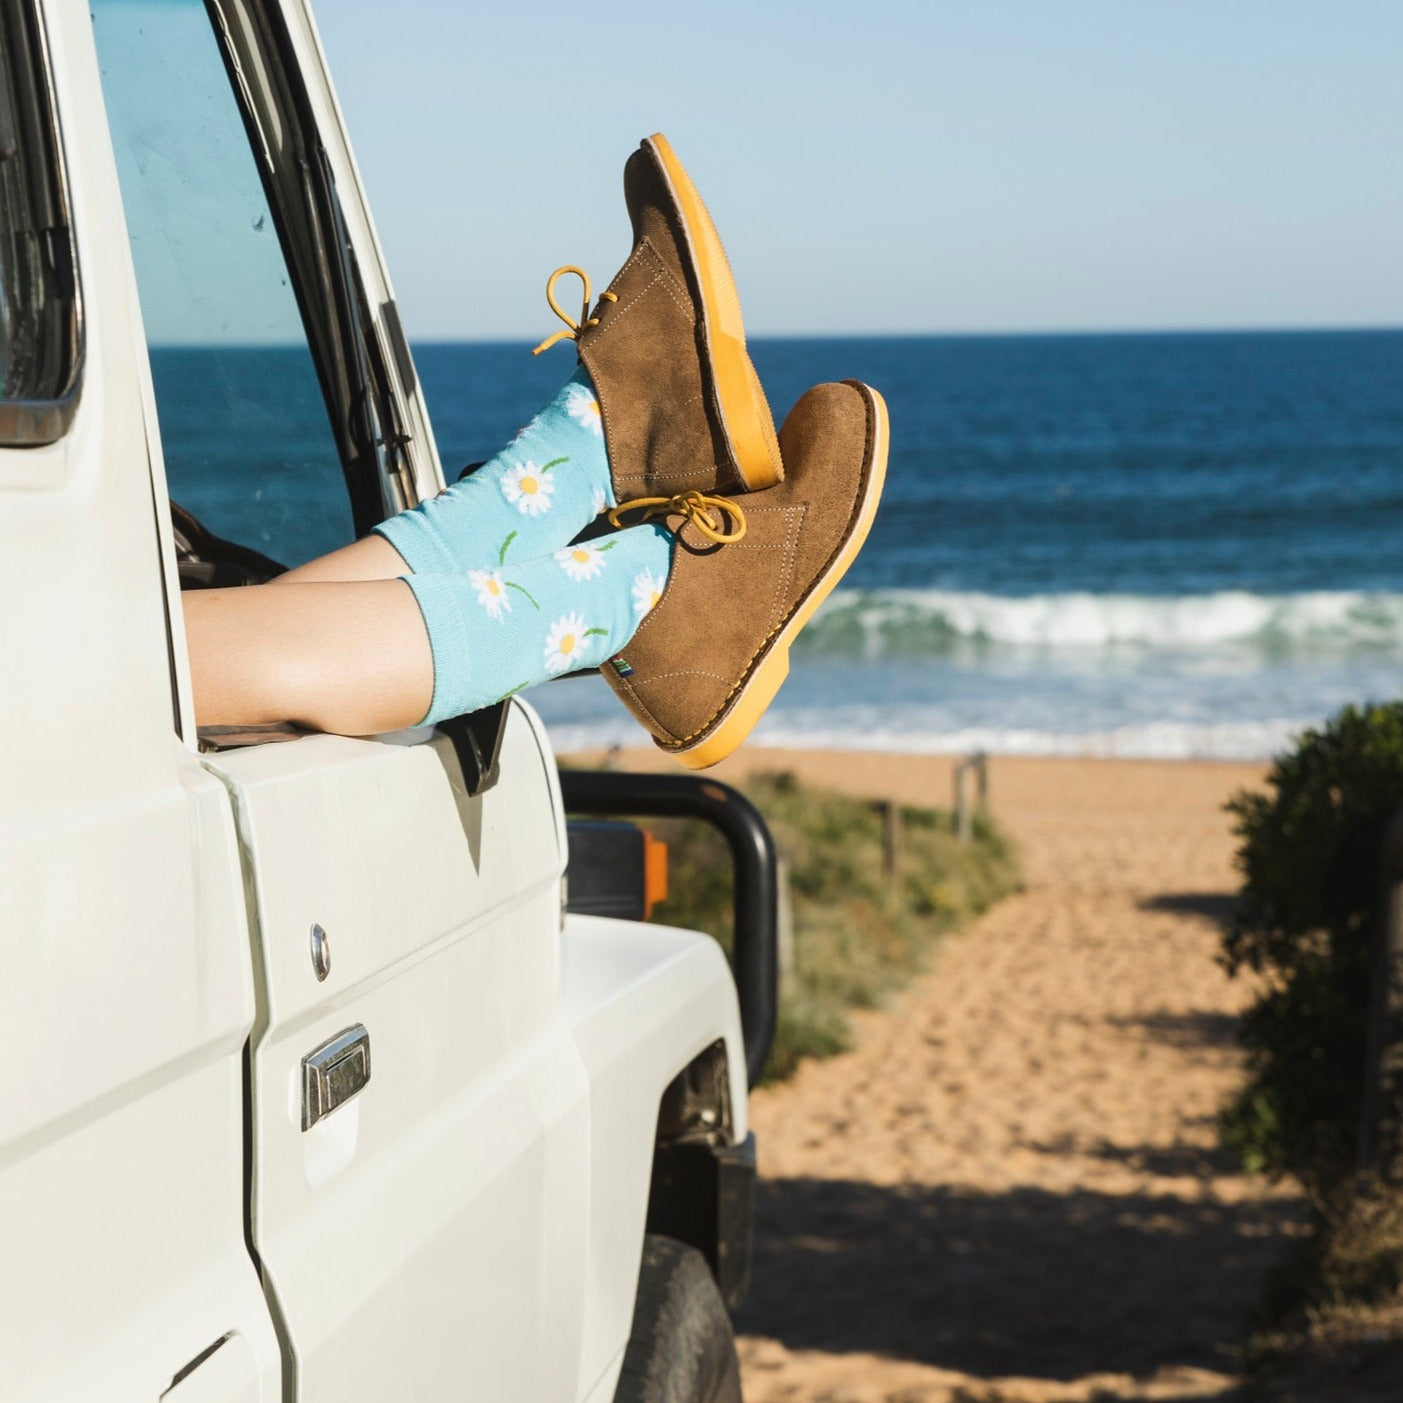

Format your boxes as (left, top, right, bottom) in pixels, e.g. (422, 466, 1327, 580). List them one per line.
(0, 2, 778, 1399)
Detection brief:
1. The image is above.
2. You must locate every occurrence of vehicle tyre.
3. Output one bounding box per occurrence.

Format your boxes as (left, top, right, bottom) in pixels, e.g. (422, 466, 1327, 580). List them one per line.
(613, 1234, 744, 1403)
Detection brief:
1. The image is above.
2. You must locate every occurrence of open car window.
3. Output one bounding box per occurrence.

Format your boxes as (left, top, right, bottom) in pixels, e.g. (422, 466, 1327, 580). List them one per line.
(91, 0, 409, 569)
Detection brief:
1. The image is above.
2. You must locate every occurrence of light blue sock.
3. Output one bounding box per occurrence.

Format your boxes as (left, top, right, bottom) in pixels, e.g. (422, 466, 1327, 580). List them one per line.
(375, 367, 615, 573)
(404, 522, 674, 725)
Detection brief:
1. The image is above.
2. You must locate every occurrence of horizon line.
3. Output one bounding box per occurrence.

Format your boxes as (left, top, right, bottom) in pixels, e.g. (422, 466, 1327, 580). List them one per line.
(407, 321, 1403, 347)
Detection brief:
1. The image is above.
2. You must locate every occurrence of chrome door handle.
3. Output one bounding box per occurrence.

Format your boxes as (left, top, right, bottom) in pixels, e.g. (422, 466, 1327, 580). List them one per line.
(302, 1024, 371, 1130)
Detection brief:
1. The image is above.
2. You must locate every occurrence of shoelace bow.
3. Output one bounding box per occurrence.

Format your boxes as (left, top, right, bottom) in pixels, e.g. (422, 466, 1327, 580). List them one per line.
(608, 490, 747, 545)
(534, 266, 746, 547)
(531, 266, 618, 355)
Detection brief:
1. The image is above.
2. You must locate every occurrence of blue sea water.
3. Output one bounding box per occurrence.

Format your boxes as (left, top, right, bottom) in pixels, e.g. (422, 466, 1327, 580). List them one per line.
(157, 330, 1403, 759)
(414, 330, 1403, 759)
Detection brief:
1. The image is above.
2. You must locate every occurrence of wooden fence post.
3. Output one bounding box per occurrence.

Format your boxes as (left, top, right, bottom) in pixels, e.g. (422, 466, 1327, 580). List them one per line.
(1360, 809, 1403, 1183)
(881, 799, 902, 885)
(775, 856, 796, 998)
(953, 752, 988, 844)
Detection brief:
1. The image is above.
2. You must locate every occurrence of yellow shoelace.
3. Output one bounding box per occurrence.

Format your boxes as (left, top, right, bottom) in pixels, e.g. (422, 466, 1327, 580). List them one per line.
(531, 266, 618, 355)
(608, 490, 747, 545)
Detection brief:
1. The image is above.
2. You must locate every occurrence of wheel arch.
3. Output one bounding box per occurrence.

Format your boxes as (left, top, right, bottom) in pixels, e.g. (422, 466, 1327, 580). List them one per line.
(643, 1039, 756, 1311)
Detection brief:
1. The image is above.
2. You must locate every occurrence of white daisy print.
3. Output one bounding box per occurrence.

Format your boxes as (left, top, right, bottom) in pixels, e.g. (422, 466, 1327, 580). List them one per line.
(500, 460, 555, 516)
(632, 568, 667, 616)
(564, 383, 604, 436)
(543, 611, 608, 675)
(590, 484, 608, 518)
(468, 569, 510, 621)
(555, 542, 607, 582)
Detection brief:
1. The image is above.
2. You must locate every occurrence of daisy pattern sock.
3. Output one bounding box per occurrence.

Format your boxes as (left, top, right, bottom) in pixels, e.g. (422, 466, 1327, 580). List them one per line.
(403, 521, 674, 726)
(375, 366, 614, 573)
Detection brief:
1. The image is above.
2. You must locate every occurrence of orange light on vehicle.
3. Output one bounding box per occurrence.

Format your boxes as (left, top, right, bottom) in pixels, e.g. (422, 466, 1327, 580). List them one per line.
(643, 831, 669, 920)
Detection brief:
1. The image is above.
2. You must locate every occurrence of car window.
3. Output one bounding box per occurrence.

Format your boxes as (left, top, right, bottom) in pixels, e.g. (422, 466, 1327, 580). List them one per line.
(0, 0, 81, 446)
(91, 0, 353, 569)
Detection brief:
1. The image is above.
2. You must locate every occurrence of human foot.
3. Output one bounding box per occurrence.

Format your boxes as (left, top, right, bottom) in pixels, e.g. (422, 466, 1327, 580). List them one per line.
(372, 368, 612, 575)
(539, 132, 783, 502)
(373, 136, 781, 580)
(602, 380, 889, 769)
(403, 521, 674, 726)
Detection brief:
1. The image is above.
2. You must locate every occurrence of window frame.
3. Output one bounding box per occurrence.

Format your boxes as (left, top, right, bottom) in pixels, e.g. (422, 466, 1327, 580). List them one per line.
(0, 0, 83, 446)
(204, 0, 412, 539)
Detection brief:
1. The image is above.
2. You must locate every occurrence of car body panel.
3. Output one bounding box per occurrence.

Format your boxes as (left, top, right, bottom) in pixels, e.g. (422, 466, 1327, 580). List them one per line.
(1, 1, 753, 1397)
(0, 5, 280, 1397)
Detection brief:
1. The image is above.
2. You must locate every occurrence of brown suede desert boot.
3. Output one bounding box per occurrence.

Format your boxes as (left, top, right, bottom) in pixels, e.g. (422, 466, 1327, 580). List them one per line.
(602, 380, 889, 769)
(532, 133, 783, 502)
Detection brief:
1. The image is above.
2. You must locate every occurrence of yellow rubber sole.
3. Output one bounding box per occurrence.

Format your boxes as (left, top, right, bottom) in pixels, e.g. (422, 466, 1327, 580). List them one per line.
(645, 132, 783, 492)
(672, 383, 890, 770)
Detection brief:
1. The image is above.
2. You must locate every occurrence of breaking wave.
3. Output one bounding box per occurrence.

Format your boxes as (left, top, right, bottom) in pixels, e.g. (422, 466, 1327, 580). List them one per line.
(540, 713, 1309, 761)
(800, 589, 1403, 656)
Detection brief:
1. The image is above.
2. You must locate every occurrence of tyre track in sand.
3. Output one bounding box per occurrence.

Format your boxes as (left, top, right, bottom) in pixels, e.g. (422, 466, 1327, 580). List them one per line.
(713, 754, 1306, 1403)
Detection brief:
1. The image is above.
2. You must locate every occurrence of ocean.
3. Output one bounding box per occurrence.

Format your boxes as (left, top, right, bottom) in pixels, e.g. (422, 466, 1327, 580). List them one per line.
(156, 330, 1403, 760)
(416, 330, 1403, 760)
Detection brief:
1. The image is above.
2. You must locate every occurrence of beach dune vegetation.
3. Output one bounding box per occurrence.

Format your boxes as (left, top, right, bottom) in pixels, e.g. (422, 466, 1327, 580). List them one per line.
(1223, 701, 1403, 1201)
(649, 770, 1020, 1083)
(1224, 703, 1403, 1389)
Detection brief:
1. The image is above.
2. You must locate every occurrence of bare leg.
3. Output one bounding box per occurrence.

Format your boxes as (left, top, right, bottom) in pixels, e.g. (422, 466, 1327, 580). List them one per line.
(273, 532, 411, 585)
(184, 579, 433, 734)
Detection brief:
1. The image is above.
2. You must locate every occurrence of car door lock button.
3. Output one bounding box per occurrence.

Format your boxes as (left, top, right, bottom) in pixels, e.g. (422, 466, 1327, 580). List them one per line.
(310, 922, 331, 981)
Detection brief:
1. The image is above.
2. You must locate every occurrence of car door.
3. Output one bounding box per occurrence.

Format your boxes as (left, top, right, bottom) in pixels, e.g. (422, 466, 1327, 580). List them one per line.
(0, 2, 278, 1398)
(89, 0, 594, 1396)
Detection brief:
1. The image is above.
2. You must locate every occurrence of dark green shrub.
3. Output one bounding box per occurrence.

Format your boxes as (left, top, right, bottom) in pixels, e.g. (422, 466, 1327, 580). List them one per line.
(1222, 702, 1403, 1201)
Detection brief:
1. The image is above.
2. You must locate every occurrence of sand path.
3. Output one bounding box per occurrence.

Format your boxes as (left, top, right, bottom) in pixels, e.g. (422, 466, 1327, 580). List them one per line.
(691, 753, 1306, 1402)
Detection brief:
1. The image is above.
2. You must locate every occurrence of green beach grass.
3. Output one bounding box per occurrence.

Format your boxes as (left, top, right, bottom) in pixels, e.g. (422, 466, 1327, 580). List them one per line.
(646, 770, 1020, 1083)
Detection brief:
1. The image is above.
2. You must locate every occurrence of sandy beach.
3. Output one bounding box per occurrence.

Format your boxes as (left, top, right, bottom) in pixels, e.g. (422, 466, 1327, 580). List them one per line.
(581, 749, 1305, 1401)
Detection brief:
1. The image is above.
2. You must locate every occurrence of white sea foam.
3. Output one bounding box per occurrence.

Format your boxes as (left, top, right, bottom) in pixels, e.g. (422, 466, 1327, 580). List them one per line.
(527, 586, 1403, 763)
(804, 588, 1403, 654)
(742, 717, 1309, 761)
(538, 714, 1311, 762)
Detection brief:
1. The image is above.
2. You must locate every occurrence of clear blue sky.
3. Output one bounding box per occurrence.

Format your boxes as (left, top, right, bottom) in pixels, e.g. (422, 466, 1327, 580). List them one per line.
(313, 0, 1403, 341)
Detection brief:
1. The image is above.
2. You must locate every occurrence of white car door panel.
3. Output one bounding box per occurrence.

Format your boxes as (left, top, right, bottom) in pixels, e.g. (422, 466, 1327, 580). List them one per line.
(2, 3, 279, 1396)
(205, 706, 591, 1399)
